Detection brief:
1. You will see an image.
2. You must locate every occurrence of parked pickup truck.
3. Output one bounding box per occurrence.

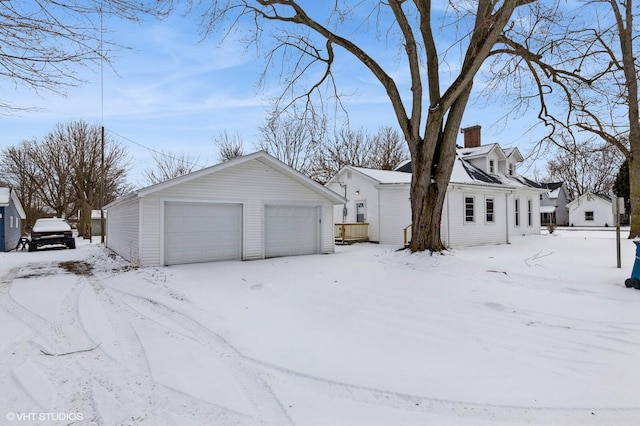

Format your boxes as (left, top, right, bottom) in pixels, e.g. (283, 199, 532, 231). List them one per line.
(29, 218, 76, 252)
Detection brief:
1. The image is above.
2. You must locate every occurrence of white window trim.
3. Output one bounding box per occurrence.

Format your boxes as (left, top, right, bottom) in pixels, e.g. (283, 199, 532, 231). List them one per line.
(514, 198, 520, 227)
(485, 197, 495, 224)
(464, 195, 475, 224)
(355, 200, 367, 223)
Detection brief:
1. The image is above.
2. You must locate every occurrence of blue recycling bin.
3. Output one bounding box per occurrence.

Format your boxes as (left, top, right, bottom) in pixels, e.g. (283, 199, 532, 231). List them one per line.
(625, 241, 640, 289)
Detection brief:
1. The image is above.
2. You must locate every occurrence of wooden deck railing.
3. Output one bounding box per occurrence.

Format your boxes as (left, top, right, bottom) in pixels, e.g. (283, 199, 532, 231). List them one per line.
(335, 223, 369, 243)
(403, 224, 412, 247)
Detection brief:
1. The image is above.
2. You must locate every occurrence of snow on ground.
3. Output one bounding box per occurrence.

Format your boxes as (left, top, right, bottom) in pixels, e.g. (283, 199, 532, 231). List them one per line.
(1, 229, 640, 425)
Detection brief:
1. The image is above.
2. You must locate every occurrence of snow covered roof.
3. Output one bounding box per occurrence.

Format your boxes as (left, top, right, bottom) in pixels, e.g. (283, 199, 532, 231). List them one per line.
(503, 147, 525, 162)
(540, 206, 557, 214)
(458, 143, 505, 160)
(0, 187, 26, 219)
(0, 187, 9, 205)
(350, 167, 412, 184)
(450, 153, 503, 185)
(536, 182, 564, 199)
(91, 210, 106, 219)
(387, 154, 541, 190)
(566, 192, 612, 208)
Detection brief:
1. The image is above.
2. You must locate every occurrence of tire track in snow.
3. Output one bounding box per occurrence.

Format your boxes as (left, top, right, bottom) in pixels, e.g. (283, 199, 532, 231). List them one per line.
(77, 269, 252, 425)
(0, 264, 99, 421)
(0, 265, 58, 380)
(99, 269, 640, 425)
(101, 281, 294, 426)
(247, 356, 640, 425)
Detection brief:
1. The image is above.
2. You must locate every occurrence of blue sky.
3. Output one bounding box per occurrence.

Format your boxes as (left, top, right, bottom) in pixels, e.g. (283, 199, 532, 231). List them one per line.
(0, 4, 548, 187)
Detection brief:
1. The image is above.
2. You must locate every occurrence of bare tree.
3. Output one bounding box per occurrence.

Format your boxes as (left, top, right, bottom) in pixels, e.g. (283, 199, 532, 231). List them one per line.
(488, 1, 640, 236)
(255, 109, 324, 176)
(0, 120, 130, 230)
(0, 1, 170, 112)
(199, 0, 537, 252)
(0, 140, 47, 228)
(369, 126, 408, 171)
(546, 138, 624, 200)
(312, 126, 408, 184)
(143, 150, 201, 185)
(214, 131, 244, 162)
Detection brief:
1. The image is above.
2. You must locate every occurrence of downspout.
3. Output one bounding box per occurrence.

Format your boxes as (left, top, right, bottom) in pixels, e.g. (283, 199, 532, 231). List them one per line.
(446, 186, 452, 247)
(378, 186, 381, 244)
(505, 191, 510, 244)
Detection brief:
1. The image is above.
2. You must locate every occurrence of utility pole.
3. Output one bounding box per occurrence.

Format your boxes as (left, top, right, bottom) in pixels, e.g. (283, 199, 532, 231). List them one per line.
(100, 125, 105, 243)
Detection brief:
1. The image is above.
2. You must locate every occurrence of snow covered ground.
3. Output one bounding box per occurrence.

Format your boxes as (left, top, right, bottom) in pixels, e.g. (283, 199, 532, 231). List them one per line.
(1, 228, 640, 425)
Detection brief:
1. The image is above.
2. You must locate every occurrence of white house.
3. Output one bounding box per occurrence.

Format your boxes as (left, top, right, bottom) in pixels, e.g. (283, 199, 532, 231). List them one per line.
(326, 126, 544, 248)
(105, 151, 345, 266)
(539, 182, 570, 226)
(567, 193, 614, 227)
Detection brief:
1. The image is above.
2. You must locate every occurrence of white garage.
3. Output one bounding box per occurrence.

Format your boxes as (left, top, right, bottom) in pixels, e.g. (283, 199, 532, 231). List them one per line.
(105, 152, 345, 266)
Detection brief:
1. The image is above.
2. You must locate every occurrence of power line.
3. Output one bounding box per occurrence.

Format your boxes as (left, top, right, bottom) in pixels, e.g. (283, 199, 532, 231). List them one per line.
(106, 128, 210, 170)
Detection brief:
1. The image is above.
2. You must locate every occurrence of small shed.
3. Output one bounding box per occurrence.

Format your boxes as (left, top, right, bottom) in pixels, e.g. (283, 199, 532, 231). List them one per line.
(567, 193, 614, 227)
(91, 210, 105, 236)
(0, 187, 26, 252)
(104, 151, 345, 266)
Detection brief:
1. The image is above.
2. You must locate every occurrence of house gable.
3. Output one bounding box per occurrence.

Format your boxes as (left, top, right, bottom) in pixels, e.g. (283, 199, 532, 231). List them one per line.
(567, 193, 614, 227)
(135, 151, 344, 205)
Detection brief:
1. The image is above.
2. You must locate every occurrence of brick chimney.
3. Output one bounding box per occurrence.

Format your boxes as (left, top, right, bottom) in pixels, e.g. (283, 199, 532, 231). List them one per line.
(461, 125, 481, 148)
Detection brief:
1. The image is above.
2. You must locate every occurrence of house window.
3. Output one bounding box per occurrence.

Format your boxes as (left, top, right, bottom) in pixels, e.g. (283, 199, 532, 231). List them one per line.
(465, 196, 475, 222)
(527, 199, 533, 226)
(9, 216, 13, 228)
(515, 198, 520, 227)
(585, 211, 594, 221)
(539, 194, 543, 200)
(486, 198, 495, 223)
(489, 160, 495, 174)
(508, 163, 515, 176)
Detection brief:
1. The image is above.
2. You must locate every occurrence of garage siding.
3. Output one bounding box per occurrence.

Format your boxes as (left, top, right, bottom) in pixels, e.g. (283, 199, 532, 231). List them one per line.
(105, 196, 140, 264)
(135, 158, 336, 266)
(140, 197, 161, 267)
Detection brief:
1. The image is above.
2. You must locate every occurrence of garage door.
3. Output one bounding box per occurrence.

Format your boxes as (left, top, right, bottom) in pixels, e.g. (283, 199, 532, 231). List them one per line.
(265, 205, 320, 258)
(164, 202, 242, 265)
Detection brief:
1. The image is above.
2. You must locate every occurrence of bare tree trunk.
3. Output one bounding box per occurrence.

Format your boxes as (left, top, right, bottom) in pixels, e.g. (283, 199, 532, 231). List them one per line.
(409, 86, 472, 252)
(614, 0, 640, 238)
(80, 201, 92, 240)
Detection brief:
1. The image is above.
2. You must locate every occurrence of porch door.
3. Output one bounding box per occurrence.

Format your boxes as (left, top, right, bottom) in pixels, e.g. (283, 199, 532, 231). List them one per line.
(356, 201, 366, 223)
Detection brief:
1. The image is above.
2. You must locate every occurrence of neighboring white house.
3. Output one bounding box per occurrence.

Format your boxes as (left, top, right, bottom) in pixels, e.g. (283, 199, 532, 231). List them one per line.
(105, 151, 345, 266)
(326, 125, 545, 248)
(567, 193, 614, 227)
(538, 182, 570, 226)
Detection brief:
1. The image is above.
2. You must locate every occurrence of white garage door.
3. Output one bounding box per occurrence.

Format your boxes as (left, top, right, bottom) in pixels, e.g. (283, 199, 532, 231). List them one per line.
(265, 205, 320, 258)
(164, 202, 242, 265)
